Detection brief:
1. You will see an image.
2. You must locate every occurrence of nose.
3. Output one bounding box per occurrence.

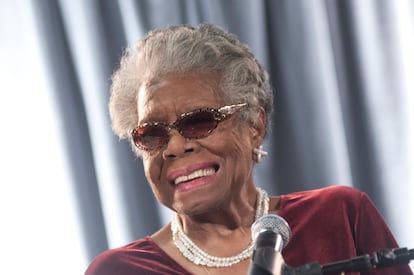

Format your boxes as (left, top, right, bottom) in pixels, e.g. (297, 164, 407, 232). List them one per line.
(162, 129, 195, 159)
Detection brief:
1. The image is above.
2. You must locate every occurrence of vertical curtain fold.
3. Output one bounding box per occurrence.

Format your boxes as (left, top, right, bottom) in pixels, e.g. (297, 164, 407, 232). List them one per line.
(325, 0, 386, 209)
(31, 0, 108, 260)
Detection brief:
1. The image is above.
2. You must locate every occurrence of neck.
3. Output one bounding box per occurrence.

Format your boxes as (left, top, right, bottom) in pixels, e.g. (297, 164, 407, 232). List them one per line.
(179, 184, 258, 236)
(170, 187, 269, 267)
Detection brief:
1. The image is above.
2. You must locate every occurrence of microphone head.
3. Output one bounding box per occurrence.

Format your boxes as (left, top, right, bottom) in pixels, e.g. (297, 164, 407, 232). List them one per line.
(251, 214, 291, 249)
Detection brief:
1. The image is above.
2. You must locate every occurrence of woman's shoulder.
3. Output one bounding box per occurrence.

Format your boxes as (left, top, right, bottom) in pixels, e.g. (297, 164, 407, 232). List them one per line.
(84, 237, 153, 274)
(277, 185, 367, 216)
(85, 237, 189, 275)
(281, 185, 363, 203)
(103, 236, 160, 257)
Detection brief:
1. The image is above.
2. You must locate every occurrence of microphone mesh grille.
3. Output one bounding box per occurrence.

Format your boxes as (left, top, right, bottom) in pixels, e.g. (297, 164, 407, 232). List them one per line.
(251, 214, 291, 249)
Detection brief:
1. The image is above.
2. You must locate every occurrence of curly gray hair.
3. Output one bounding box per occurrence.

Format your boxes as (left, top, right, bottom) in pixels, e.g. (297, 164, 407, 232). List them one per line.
(109, 23, 273, 141)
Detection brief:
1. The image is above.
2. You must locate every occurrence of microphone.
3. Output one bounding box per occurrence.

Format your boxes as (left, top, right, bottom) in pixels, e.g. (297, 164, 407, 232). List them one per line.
(248, 214, 292, 275)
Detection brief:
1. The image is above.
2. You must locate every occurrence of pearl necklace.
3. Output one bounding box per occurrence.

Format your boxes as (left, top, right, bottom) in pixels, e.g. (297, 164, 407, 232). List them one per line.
(171, 187, 269, 267)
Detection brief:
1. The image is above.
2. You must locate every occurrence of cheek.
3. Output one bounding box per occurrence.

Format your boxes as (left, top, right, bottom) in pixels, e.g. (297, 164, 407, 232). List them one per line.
(215, 128, 254, 186)
(215, 126, 253, 162)
(142, 155, 175, 208)
(142, 155, 162, 187)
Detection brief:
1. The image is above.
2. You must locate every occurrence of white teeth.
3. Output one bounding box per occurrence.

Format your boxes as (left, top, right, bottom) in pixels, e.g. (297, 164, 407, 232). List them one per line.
(174, 167, 216, 185)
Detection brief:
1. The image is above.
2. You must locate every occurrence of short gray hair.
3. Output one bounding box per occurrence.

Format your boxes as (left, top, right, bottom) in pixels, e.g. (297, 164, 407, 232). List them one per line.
(109, 23, 273, 140)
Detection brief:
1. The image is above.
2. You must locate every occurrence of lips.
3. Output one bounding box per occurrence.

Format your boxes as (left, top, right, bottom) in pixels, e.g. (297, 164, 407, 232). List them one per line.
(168, 162, 219, 187)
(174, 167, 216, 185)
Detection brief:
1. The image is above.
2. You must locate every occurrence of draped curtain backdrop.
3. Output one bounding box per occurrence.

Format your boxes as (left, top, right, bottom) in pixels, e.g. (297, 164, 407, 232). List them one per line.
(30, 0, 414, 270)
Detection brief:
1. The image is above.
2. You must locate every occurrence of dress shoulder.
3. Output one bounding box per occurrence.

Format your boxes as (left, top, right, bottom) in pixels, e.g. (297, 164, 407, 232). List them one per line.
(279, 185, 364, 212)
(85, 237, 191, 275)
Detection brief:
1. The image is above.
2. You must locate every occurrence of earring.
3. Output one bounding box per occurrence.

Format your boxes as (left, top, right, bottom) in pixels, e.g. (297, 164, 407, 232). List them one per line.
(253, 145, 268, 163)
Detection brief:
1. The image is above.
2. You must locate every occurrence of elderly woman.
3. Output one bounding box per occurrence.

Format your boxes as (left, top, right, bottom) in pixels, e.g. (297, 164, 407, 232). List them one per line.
(85, 24, 412, 275)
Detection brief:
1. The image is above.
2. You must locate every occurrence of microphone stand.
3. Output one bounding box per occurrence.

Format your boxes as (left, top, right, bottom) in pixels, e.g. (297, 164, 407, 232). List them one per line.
(282, 247, 414, 275)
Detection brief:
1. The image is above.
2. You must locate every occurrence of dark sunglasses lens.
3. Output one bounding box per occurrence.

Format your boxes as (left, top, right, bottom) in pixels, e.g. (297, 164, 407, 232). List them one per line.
(133, 125, 169, 149)
(178, 111, 218, 138)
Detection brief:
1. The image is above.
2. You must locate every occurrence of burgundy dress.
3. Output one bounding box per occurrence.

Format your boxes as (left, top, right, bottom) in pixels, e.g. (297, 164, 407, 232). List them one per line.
(85, 186, 413, 274)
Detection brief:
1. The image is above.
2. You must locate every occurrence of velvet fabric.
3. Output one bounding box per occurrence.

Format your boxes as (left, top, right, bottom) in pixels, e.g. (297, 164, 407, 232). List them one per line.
(85, 186, 412, 274)
(278, 186, 412, 274)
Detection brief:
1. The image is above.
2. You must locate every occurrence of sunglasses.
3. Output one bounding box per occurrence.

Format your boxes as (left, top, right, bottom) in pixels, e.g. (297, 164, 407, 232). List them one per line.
(131, 103, 247, 151)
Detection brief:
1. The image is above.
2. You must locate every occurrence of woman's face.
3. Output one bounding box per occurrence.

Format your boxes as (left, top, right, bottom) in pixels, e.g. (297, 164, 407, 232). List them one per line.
(137, 75, 263, 215)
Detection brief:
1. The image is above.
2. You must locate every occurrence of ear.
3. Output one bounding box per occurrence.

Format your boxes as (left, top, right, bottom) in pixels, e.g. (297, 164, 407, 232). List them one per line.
(250, 107, 266, 147)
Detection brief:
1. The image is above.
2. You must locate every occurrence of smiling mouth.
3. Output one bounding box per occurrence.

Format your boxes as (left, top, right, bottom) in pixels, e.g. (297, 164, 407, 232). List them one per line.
(173, 167, 217, 185)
